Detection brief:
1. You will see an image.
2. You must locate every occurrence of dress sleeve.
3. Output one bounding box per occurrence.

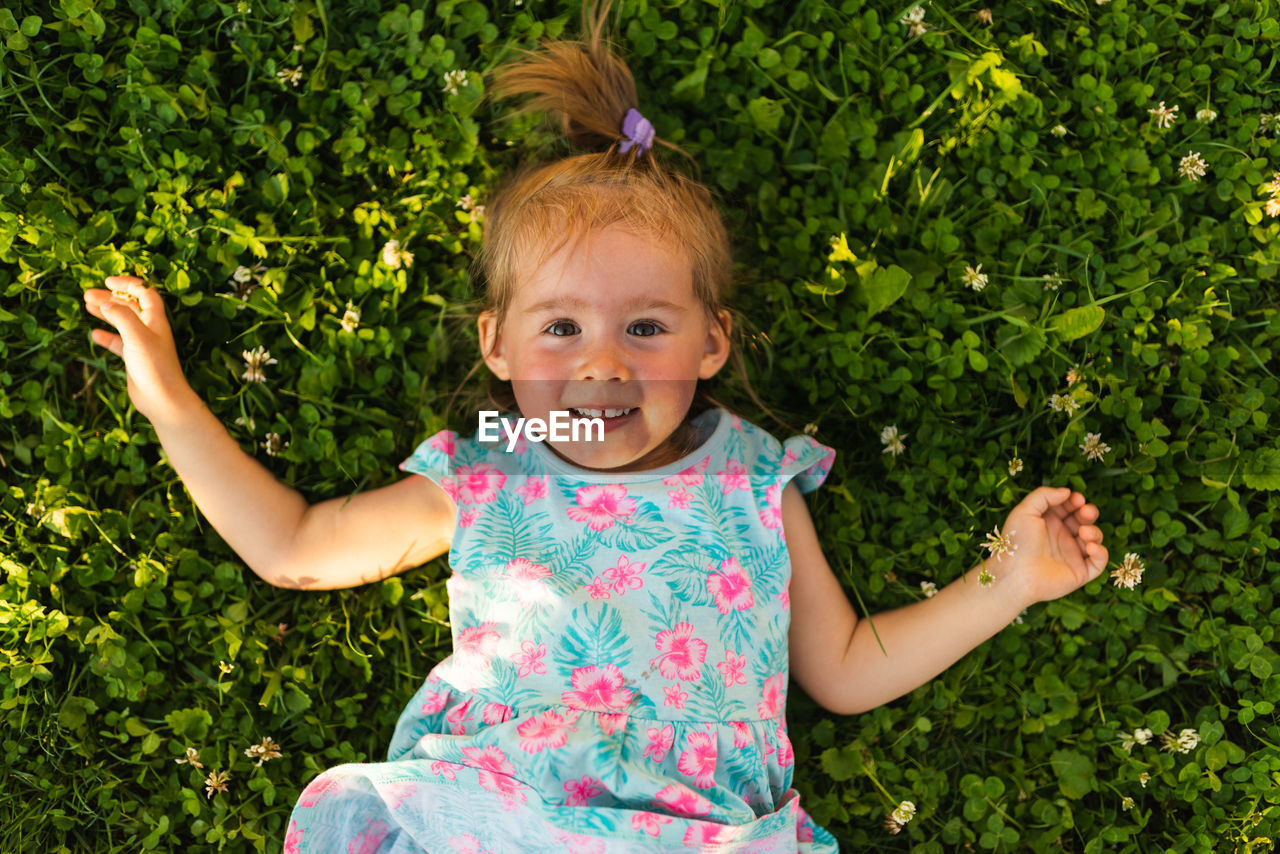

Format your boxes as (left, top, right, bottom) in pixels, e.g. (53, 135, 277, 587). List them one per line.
(780, 434, 836, 495)
(398, 429, 459, 503)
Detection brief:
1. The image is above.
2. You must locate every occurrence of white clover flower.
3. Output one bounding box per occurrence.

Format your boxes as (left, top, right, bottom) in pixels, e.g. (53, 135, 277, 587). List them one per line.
(977, 566, 995, 587)
(1048, 393, 1081, 415)
(218, 660, 235, 675)
(1139, 772, 1151, 787)
(262, 433, 288, 457)
(1065, 366, 1083, 386)
(1121, 796, 1134, 810)
(204, 769, 230, 798)
(891, 801, 916, 824)
(1260, 172, 1280, 197)
(983, 524, 1017, 563)
(962, 263, 988, 291)
(975, 8, 993, 24)
(920, 580, 938, 598)
(1196, 108, 1217, 122)
(381, 239, 414, 269)
(880, 425, 907, 456)
(1121, 726, 1153, 751)
(340, 301, 361, 333)
(457, 194, 476, 212)
(1260, 113, 1280, 134)
(1178, 151, 1208, 182)
(276, 66, 303, 87)
(232, 266, 255, 284)
(1147, 101, 1179, 130)
(174, 747, 204, 769)
(803, 423, 819, 436)
(1051, 124, 1068, 138)
(244, 736, 283, 767)
(1042, 271, 1062, 291)
(901, 5, 926, 23)
(442, 69, 468, 96)
(241, 346, 278, 384)
(1079, 432, 1111, 462)
(1161, 728, 1200, 753)
(1111, 552, 1146, 589)
(1267, 197, 1280, 218)
(1008, 456, 1023, 477)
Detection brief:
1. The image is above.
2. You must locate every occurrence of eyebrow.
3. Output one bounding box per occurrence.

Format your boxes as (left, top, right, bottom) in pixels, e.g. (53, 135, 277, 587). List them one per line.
(523, 296, 688, 314)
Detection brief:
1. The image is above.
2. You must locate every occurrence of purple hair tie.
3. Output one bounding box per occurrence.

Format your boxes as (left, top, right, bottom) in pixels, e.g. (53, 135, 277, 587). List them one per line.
(619, 107, 655, 157)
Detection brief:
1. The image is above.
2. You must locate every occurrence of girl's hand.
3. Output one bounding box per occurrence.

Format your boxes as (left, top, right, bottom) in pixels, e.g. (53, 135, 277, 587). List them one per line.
(83, 276, 197, 425)
(998, 486, 1109, 605)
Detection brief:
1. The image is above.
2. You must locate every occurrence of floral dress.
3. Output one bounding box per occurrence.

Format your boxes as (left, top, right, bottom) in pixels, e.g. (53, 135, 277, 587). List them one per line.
(285, 407, 839, 853)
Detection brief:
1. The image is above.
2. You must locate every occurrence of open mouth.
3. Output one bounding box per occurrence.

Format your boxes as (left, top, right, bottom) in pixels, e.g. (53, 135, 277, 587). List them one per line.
(569, 407, 637, 420)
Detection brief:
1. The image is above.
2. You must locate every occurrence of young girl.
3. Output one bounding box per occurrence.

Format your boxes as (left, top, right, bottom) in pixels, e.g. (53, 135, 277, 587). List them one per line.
(82, 6, 1108, 852)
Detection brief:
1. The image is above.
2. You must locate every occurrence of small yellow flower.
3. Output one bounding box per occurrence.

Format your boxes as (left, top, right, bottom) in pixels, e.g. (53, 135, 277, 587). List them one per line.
(828, 233, 858, 264)
(218, 660, 235, 676)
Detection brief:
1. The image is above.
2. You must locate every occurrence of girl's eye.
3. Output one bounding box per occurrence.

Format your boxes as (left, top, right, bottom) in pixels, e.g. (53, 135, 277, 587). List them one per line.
(546, 321, 579, 336)
(629, 321, 662, 337)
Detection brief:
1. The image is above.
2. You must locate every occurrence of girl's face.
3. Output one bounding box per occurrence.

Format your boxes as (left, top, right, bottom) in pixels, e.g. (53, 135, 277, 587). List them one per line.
(478, 225, 731, 471)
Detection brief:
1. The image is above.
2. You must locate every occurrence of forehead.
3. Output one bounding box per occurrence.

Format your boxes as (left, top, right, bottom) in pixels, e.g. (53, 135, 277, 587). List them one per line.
(511, 225, 695, 311)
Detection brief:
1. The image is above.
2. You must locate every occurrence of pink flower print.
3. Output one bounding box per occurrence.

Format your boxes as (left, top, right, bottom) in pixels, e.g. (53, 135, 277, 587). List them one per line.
(778, 576, 790, 610)
(382, 782, 418, 810)
(458, 508, 480, 528)
(667, 488, 692, 509)
(716, 458, 750, 494)
(560, 664, 634, 711)
(511, 640, 546, 678)
(347, 819, 388, 854)
(663, 685, 688, 710)
(446, 698, 475, 734)
(566, 484, 636, 531)
(297, 770, 342, 807)
(644, 724, 675, 762)
(706, 557, 755, 615)
(482, 702, 512, 725)
(454, 622, 501, 673)
(461, 745, 524, 800)
(662, 455, 709, 486)
(717, 650, 748, 688)
(654, 783, 712, 818)
(599, 712, 629, 735)
(796, 805, 815, 842)
(515, 475, 548, 504)
(775, 726, 795, 768)
(284, 821, 303, 854)
(427, 431, 457, 456)
(650, 622, 708, 682)
(508, 433, 528, 455)
(555, 833, 605, 854)
(781, 446, 799, 468)
(516, 709, 578, 754)
(499, 557, 553, 605)
(455, 463, 506, 504)
(563, 775, 604, 806)
(429, 760, 458, 780)
(758, 671, 786, 719)
(730, 413, 743, 431)
(449, 834, 492, 854)
(760, 483, 783, 530)
(437, 476, 459, 504)
(677, 731, 719, 789)
(730, 721, 753, 749)
(631, 811, 674, 837)
(421, 688, 448, 715)
(683, 825, 727, 847)
(603, 554, 645, 595)
(585, 577, 612, 600)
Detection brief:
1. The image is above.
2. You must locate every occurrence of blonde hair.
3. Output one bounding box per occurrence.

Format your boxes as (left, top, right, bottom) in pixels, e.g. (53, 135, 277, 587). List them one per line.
(476, 0, 731, 327)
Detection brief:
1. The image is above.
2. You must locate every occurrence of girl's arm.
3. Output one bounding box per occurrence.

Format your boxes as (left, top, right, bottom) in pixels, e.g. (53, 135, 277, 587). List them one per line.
(782, 482, 1106, 716)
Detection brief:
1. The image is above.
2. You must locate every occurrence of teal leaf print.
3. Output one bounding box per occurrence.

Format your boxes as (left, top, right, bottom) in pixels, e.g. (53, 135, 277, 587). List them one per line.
(596, 497, 673, 551)
(469, 490, 557, 563)
(557, 602, 632, 678)
(547, 531, 603, 587)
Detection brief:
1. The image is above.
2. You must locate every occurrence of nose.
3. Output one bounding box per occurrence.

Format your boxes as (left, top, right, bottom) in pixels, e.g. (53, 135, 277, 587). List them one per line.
(577, 337, 631, 382)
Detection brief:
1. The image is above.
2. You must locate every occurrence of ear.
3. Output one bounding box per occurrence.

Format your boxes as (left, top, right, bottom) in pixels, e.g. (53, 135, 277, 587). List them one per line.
(477, 310, 510, 380)
(699, 309, 732, 379)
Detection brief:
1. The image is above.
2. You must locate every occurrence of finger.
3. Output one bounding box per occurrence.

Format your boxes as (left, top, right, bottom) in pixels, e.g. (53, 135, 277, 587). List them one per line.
(98, 296, 148, 338)
(90, 327, 123, 358)
(1018, 486, 1073, 520)
(106, 277, 166, 326)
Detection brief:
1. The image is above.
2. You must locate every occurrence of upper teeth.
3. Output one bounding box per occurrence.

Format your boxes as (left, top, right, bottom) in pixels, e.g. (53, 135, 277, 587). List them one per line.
(572, 408, 634, 418)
